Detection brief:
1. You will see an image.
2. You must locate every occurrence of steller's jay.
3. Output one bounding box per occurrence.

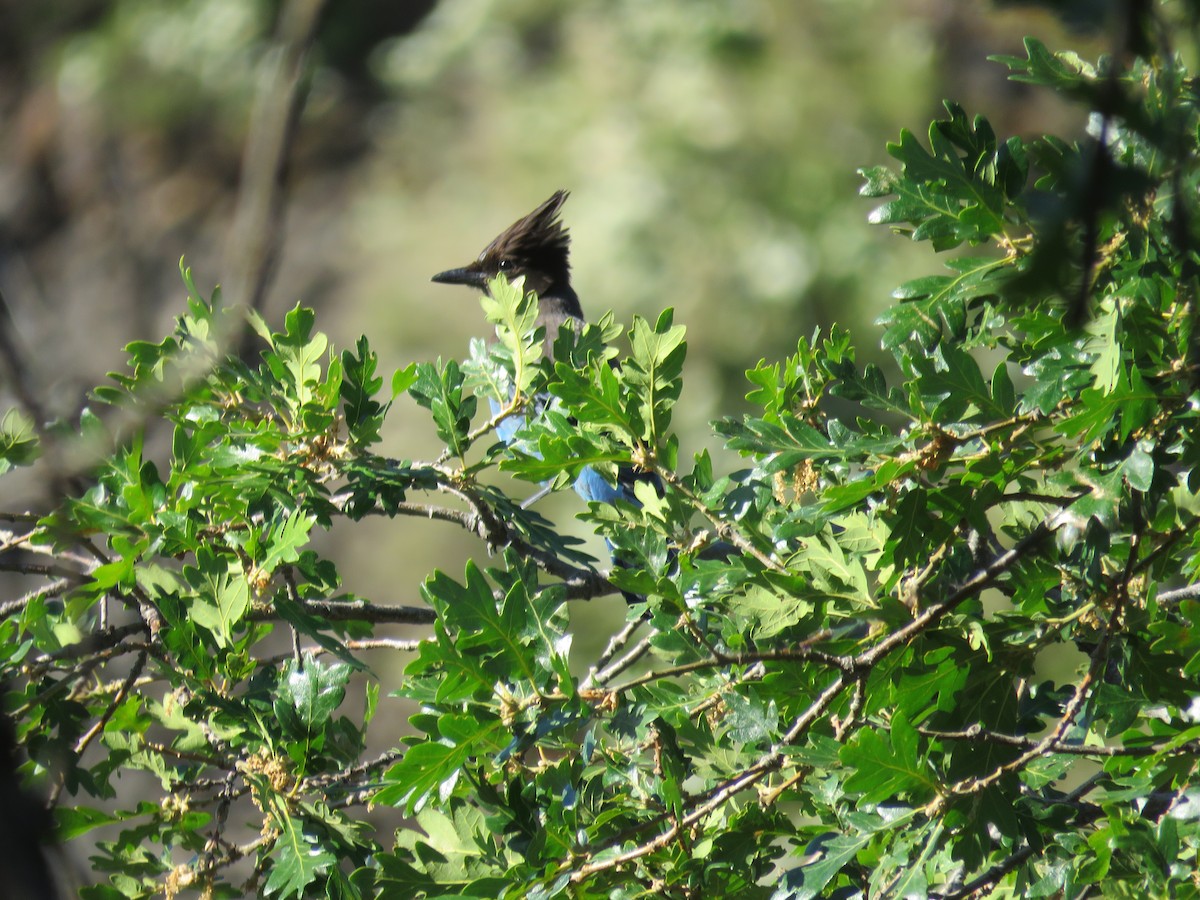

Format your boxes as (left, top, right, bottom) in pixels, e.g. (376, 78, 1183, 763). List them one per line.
(431, 190, 658, 601)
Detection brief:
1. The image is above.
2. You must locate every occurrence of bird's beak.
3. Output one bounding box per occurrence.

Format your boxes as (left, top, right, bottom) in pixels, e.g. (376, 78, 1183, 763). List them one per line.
(431, 266, 487, 288)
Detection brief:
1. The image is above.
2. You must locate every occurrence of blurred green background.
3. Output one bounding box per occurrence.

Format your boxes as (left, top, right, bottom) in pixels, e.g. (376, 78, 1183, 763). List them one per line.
(0, 0, 1093, 644)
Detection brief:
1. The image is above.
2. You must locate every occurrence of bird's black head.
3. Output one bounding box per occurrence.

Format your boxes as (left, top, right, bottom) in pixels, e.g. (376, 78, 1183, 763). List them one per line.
(432, 190, 572, 297)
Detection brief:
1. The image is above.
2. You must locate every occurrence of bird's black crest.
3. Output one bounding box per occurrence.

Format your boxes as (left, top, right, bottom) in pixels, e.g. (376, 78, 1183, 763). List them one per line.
(479, 190, 572, 276)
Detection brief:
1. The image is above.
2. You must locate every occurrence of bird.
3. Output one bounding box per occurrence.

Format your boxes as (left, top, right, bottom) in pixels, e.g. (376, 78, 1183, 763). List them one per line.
(431, 190, 657, 600)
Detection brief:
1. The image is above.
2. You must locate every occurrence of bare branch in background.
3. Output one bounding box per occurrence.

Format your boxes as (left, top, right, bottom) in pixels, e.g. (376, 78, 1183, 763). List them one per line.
(225, 0, 329, 342)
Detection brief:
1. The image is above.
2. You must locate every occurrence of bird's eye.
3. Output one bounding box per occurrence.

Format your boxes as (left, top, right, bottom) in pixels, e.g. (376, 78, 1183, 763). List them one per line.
(497, 259, 512, 270)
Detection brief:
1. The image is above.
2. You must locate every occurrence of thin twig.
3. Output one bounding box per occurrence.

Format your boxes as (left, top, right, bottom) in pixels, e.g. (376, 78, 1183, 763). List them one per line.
(305, 748, 404, 789)
(582, 617, 647, 689)
(0, 577, 72, 619)
(259, 637, 423, 666)
(588, 635, 654, 687)
(919, 726, 1198, 758)
(260, 597, 435, 626)
(1154, 582, 1200, 604)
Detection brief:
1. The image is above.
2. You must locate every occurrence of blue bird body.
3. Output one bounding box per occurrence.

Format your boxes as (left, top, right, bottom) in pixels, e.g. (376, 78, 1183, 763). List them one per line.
(572, 465, 628, 507)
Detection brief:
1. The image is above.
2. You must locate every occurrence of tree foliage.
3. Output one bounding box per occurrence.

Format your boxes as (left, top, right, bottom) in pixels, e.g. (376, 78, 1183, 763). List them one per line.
(5, 15, 1200, 900)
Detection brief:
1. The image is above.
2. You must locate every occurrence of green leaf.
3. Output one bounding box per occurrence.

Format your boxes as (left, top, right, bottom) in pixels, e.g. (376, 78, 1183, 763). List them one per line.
(0, 409, 40, 475)
(264, 804, 337, 898)
(259, 511, 316, 576)
(1056, 364, 1157, 444)
(991, 37, 1095, 92)
(391, 362, 418, 399)
(861, 102, 1023, 252)
(275, 654, 351, 734)
(409, 360, 477, 458)
(55, 805, 123, 841)
(841, 713, 937, 804)
(377, 721, 501, 815)
(909, 342, 1010, 422)
(418, 558, 566, 691)
(263, 305, 329, 415)
(784, 830, 875, 899)
(1067, 466, 1124, 528)
(551, 354, 633, 435)
(341, 337, 388, 446)
(717, 414, 901, 470)
(724, 690, 779, 746)
(481, 274, 542, 396)
(1122, 440, 1155, 493)
(184, 547, 251, 647)
(625, 309, 687, 442)
(827, 360, 910, 419)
